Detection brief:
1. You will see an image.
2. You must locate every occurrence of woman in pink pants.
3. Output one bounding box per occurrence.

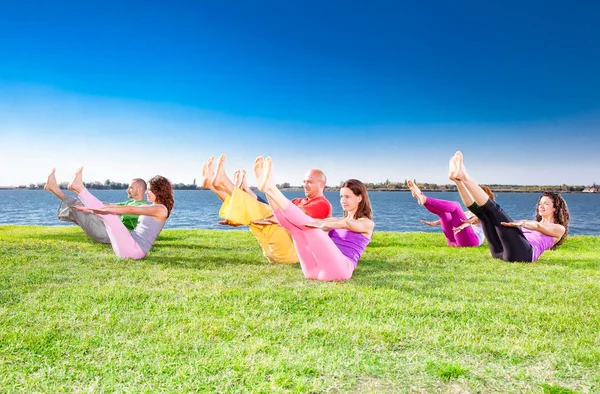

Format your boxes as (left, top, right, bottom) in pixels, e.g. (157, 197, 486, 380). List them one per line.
(253, 156, 374, 281)
(407, 179, 494, 247)
(60, 167, 174, 259)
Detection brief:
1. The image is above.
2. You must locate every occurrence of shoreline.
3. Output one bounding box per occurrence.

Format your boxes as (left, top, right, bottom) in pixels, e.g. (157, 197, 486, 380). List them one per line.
(1, 187, 597, 194)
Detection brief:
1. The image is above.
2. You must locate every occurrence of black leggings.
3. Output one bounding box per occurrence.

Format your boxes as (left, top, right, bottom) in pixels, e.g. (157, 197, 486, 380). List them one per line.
(468, 199, 533, 262)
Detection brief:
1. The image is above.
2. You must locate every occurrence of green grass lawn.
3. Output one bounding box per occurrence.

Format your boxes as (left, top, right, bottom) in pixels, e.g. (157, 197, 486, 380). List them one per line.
(1, 225, 599, 393)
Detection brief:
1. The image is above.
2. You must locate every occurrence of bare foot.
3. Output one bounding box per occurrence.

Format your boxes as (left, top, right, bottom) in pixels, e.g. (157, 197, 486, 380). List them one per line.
(212, 153, 231, 192)
(68, 167, 85, 194)
(407, 179, 427, 205)
(453, 151, 469, 181)
(257, 156, 276, 193)
(448, 154, 458, 181)
(44, 168, 59, 193)
(44, 168, 65, 199)
(233, 170, 241, 188)
(253, 156, 265, 188)
(237, 170, 247, 190)
(201, 157, 215, 189)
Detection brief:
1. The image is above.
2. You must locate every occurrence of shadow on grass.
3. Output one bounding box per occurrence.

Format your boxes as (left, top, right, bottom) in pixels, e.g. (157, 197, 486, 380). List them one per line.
(144, 253, 267, 269)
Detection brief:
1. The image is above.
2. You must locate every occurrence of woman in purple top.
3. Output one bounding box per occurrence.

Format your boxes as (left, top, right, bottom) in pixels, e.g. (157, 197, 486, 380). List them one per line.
(253, 156, 374, 281)
(448, 151, 569, 262)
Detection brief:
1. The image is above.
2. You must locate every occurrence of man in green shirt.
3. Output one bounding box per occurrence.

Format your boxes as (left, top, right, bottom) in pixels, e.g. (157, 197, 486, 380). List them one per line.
(44, 172, 148, 243)
(112, 180, 149, 231)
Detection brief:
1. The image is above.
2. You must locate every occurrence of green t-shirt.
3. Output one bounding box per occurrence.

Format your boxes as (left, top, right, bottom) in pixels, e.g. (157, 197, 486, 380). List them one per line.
(116, 199, 148, 230)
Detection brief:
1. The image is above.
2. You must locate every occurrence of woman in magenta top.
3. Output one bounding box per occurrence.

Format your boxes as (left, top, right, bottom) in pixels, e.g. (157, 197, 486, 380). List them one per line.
(448, 151, 569, 262)
(253, 156, 374, 281)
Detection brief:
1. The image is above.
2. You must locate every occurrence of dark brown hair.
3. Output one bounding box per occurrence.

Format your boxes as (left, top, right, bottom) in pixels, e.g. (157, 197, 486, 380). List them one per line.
(340, 179, 372, 220)
(535, 191, 570, 249)
(149, 175, 174, 217)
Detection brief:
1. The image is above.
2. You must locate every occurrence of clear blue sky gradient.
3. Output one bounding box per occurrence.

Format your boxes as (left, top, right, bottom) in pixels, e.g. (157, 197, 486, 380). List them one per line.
(1, 1, 599, 186)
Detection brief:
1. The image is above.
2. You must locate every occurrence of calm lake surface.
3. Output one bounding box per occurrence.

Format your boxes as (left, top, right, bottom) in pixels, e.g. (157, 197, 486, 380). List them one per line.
(0, 190, 598, 235)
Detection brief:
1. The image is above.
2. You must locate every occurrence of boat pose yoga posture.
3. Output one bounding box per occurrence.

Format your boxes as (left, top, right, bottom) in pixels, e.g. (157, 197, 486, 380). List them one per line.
(44, 169, 147, 243)
(254, 156, 374, 281)
(63, 167, 174, 259)
(201, 154, 331, 264)
(407, 179, 495, 247)
(449, 152, 569, 262)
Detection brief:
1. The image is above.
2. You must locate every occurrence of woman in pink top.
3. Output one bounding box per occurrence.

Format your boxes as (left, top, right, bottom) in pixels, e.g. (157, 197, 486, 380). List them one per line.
(253, 156, 374, 281)
(448, 151, 569, 262)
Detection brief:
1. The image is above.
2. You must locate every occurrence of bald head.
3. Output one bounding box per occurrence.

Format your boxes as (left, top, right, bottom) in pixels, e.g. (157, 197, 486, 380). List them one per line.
(303, 169, 327, 199)
(127, 178, 147, 201)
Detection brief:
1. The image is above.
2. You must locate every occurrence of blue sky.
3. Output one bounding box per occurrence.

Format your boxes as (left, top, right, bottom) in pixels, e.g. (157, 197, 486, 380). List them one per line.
(1, 0, 599, 186)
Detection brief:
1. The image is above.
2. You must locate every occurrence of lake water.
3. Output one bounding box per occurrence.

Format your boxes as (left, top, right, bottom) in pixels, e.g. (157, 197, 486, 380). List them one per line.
(0, 190, 598, 235)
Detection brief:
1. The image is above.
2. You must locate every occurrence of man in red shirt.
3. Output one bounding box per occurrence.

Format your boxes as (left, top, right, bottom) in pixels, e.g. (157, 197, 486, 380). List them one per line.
(291, 169, 332, 219)
(202, 154, 332, 263)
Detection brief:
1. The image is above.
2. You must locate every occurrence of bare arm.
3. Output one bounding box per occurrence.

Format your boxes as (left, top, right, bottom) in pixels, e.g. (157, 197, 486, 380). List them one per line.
(306, 218, 374, 238)
(76, 204, 168, 221)
(251, 215, 279, 225)
(462, 213, 479, 225)
(420, 219, 441, 227)
(501, 220, 566, 243)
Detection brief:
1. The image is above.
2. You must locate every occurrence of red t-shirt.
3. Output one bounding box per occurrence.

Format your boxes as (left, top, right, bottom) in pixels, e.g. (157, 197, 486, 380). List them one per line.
(291, 196, 332, 219)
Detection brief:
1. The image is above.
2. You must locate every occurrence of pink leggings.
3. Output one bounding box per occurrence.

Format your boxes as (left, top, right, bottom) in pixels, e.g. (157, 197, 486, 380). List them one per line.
(423, 197, 479, 247)
(78, 189, 146, 259)
(272, 202, 354, 281)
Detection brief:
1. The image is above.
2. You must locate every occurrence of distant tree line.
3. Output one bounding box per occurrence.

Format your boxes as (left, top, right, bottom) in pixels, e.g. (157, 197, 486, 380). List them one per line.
(20, 179, 595, 192)
(25, 179, 200, 190)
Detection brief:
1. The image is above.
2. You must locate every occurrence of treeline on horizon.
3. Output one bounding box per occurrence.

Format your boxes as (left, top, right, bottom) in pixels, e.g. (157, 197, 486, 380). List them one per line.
(15, 179, 598, 193)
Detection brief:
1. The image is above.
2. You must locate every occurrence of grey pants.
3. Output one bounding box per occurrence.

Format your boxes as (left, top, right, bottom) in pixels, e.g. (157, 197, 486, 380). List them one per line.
(58, 195, 111, 244)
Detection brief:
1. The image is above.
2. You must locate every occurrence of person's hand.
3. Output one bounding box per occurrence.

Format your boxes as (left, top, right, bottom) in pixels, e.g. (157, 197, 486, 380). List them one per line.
(453, 224, 467, 235)
(218, 220, 242, 227)
(501, 220, 526, 229)
(73, 206, 108, 215)
(420, 220, 439, 227)
(251, 216, 279, 226)
(452, 219, 471, 234)
(304, 220, 328, 230)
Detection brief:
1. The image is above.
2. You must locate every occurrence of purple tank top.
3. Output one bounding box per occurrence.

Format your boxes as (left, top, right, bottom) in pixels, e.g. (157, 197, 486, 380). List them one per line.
(522, 228, 555, 262)
(328, 229, 371, 268)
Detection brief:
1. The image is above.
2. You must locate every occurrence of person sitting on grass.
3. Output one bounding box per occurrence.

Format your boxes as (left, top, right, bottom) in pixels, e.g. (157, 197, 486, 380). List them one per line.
(44, 169, 147, 243)
(253, 156, 374, 281)
(201, 154, 332, 264)
(65, 167, 174, 260)
(449, 151, 569, 262)
(407, 179, 495, 247)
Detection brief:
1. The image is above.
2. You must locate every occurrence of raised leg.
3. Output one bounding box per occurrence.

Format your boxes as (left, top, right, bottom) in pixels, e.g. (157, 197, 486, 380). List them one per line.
(44, 168, 65, 200)
(69, 168, 145, 259)
(201, 156, 229, 202)
(407, 179, 427, 206)
(423, 197, 479, 247)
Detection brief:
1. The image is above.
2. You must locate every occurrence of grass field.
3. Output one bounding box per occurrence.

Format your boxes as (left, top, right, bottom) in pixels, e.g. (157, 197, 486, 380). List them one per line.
(1, 225, 599, 393)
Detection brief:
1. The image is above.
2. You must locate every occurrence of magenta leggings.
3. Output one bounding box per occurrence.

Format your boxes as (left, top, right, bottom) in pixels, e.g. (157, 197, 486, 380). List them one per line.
(78, 189, 146, 259)
(423, 197, 480, 247)
(272, 202, 354, 281)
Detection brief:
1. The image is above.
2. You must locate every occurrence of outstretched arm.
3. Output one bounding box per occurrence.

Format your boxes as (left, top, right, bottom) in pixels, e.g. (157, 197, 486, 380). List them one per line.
(501, 220, 565, 242)
(76, 204, 168, 221)
(420, 219, 441, 227)
(306, 217, 374, 238)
